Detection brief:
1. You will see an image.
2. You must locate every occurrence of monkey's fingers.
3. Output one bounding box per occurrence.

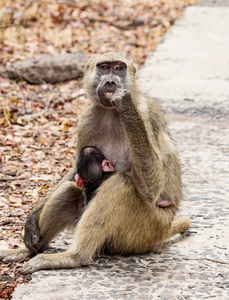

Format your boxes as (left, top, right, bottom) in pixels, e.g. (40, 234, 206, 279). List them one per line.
(24, 230, 44, 253)
(24, 222, 46, 254)
(24, 211, 45, 253)
(32, 237, 46, 253)
(110, 89, 130, 108)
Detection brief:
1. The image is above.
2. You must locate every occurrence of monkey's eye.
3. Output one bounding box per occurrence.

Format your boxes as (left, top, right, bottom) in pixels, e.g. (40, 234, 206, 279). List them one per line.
(100, 64, 110, 70)
(115, 65, 123, 71)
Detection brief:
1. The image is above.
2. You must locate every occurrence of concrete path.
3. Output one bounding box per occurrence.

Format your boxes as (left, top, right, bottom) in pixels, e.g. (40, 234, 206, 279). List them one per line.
(12, 1, 229, 299)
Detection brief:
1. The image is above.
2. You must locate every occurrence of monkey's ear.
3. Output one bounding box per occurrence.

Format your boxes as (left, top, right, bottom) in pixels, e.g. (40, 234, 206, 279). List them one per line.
(102, 160, 115, 172)
(84, 57, 94, 72)
(130, 59, 137, 74)
(132, 65, 136, 74)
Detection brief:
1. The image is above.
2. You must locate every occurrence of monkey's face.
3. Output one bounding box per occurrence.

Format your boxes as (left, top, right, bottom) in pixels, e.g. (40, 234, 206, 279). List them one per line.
(83, 53, 137, 107)
(95, 61, 127, 107)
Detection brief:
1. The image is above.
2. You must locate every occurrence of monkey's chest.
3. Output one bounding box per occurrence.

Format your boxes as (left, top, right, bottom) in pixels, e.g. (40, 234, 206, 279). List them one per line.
(85, 110, 131, 172)
(103, 142, 131, 172)
(96, 133, 131, 172)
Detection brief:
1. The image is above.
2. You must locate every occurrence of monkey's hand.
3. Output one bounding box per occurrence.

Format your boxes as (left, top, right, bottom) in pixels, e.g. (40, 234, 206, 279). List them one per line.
(75, 173, 86, 191)
(110, 88, 130, 109)
(24, 210, 46, 253)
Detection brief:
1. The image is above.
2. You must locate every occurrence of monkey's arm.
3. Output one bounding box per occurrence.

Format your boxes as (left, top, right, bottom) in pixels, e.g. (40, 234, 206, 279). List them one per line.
(24, 166, 77, 252)
(114, 92, 164, 202)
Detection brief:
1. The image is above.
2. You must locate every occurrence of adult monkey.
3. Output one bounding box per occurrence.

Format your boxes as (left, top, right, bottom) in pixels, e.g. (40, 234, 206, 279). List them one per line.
(0, 53, 190, 273)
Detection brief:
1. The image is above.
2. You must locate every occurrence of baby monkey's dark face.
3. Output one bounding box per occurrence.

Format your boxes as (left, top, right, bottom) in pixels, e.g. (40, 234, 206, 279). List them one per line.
(75, 146, 115, 189)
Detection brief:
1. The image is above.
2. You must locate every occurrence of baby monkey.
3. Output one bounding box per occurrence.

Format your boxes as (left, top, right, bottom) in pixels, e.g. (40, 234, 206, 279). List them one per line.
(75, 146, 174, 208)
(75, 146, 115, 204)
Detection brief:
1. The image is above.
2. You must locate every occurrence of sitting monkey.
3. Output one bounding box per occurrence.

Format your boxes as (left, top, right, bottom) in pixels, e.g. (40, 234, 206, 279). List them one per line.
(75, 146, 115, 204)
(0, 53, 190, 273)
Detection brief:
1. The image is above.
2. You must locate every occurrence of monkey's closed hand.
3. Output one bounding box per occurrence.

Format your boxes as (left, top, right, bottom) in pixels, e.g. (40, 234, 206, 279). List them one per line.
(110, 88, 130, 109)
(24, 212, 46, 253)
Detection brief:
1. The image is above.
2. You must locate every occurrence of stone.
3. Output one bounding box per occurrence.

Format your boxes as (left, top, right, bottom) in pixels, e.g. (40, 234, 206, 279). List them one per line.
(1, 53, 88, 84)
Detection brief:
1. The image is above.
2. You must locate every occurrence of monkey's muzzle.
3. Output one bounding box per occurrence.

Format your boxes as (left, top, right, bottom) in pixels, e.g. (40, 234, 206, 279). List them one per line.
(97, 76, 121, 107)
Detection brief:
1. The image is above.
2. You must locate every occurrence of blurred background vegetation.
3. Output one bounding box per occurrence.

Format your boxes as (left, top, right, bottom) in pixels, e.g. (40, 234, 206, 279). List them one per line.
(0, 0, 198, 67)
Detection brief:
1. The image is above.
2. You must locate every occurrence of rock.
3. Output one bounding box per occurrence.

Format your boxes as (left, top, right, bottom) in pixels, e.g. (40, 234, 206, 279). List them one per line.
(1, 53, 88, 84)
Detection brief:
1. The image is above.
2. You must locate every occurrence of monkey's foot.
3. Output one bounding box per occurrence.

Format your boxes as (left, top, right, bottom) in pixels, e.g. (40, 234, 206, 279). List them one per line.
(0, 248, 31, 263)
(169, 217, 191, 238)
(21, 252, 84, 274)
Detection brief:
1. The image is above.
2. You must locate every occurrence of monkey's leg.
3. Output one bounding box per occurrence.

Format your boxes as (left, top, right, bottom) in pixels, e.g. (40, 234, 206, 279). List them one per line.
(20, 173, 190, 274)
(21, 172, 177, 273)
(21, 173, 135, 273)
(24, 167, 77, 252)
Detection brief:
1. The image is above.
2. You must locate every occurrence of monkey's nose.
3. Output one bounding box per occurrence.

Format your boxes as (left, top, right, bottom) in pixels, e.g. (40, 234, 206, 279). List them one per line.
(105, 80, 116, 86)
(105, 81, 117, 91)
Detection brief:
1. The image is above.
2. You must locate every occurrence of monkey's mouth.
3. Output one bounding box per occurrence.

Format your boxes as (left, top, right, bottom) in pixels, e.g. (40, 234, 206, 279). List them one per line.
(104, 92, 114, 98)
(97, 89, 114, 108)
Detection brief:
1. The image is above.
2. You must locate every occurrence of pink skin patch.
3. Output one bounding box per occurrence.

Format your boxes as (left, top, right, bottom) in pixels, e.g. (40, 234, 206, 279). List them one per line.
(75, 173, 85, 187)
(102, 159, 115, 172)
(156, 198, 175, 208)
